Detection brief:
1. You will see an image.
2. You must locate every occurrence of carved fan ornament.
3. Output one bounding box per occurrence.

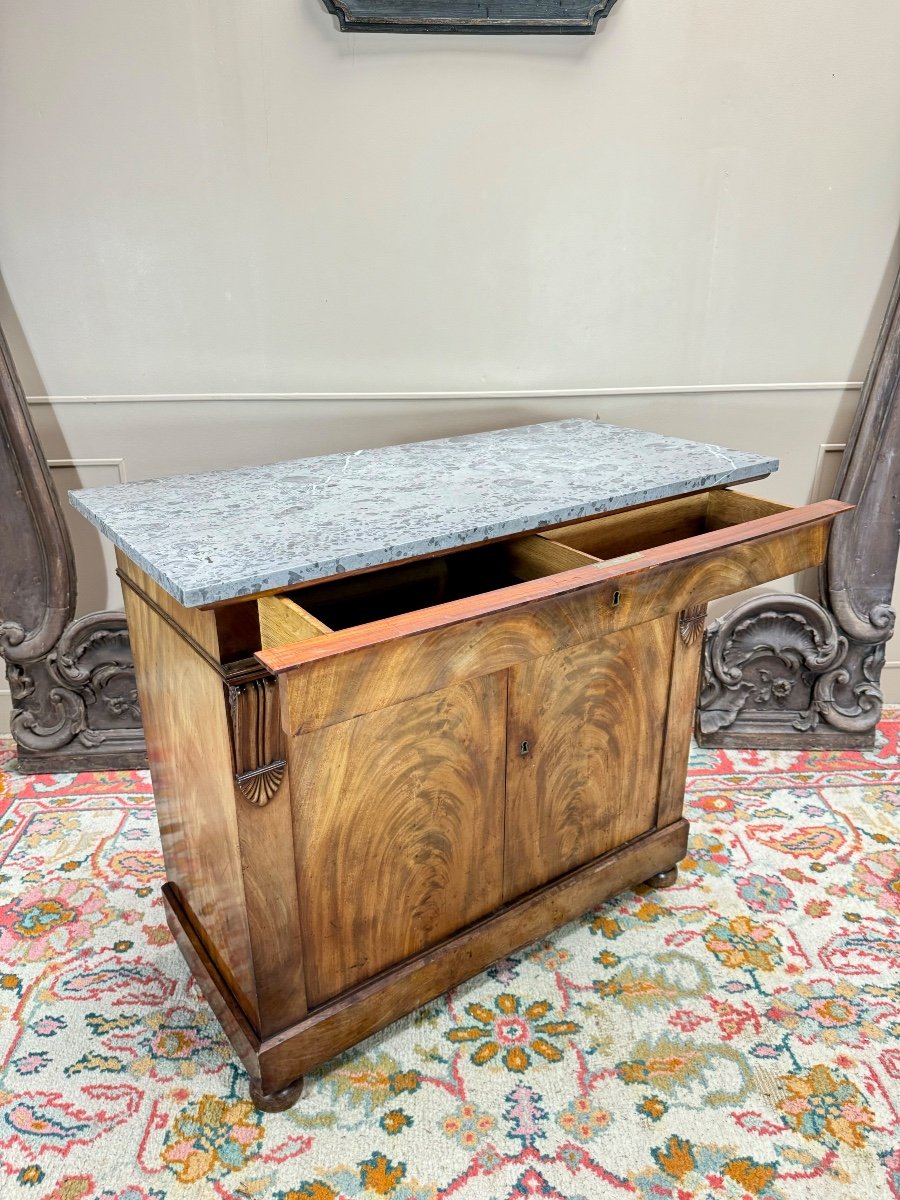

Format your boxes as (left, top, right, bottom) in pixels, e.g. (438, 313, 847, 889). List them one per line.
(227, 677, 286, 806)
(679, 605, 706, 646)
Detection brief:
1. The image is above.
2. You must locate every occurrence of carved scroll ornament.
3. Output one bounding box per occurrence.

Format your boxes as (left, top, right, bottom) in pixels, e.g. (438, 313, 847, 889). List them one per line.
(698, 264, 900, 747)
(698, 594, 883, 740)
(0, 323, 146, 770)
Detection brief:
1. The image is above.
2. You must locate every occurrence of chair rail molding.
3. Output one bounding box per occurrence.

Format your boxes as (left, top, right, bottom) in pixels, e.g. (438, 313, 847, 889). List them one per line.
(698, 265, 900, 749)
(0, 323, 147, 771)
(23, 380, 863, 404)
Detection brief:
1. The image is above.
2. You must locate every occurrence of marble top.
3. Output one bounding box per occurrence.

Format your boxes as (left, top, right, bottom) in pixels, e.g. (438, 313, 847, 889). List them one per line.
(69, 419, 777, 607)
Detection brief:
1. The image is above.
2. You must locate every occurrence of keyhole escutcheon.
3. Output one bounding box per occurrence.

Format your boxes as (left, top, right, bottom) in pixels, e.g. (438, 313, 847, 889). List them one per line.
(520, 739, 530, 756)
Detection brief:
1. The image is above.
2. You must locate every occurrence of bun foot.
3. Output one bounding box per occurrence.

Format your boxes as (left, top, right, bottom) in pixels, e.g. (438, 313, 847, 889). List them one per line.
(643, 866, 678, 890)
(249, 1076, 304, 1112)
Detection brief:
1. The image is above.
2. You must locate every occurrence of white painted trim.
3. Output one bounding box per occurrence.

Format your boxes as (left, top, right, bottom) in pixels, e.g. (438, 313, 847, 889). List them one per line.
(882, 662, 900, 703)
(48, 457, 127, 482)
(25, 381, 864, 405)
(810, 443, 847, 501)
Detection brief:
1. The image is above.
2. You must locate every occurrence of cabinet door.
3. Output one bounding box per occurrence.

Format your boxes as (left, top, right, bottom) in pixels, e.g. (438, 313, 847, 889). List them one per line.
(503, 616, 674, 901)
(286, 670, 507, 1008)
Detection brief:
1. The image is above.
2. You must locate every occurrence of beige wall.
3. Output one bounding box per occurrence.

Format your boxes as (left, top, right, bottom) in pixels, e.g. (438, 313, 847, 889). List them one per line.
(2, 0, 900, 733)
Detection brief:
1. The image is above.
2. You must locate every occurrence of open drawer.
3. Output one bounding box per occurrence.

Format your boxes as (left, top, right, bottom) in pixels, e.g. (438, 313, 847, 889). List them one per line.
(538, 488, 803, 559)
(257, 488, 850, 673)
(257, 533, 598, 647)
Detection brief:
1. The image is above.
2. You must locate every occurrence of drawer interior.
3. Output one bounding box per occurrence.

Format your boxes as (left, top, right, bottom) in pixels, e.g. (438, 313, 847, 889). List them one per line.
(542, 488, 791, 561)
(257, 488, 796, 645)
(266, 535, 599, 636)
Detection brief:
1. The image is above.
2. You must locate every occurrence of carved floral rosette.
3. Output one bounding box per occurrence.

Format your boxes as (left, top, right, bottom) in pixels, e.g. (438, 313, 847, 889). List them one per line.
(698, 594, 886, 741)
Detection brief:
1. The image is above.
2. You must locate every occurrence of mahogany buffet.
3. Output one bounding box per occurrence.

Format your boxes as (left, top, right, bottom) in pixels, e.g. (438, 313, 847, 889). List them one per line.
(70, 420, 848, 1110)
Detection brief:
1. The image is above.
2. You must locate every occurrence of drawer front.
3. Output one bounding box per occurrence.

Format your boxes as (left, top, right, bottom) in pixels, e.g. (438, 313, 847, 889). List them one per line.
(284, 670, 508, 1008)
(259, 494, 844, 691)
(261, 495, 846, 737)
(503, 615, 675, 900)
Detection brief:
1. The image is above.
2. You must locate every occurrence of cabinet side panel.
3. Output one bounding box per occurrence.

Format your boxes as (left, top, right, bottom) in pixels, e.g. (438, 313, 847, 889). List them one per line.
(285, 671, 508, 1008)
(121, 581, 259, 1025)
(117, 552, 223, 658)
(656, 605, 708, 828)
(230, 713, 309, 1039)
(504, 616, 675, 900)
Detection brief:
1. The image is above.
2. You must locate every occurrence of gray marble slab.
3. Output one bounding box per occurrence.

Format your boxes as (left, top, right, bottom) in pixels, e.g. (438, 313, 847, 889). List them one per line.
(69, 419, 777, 608)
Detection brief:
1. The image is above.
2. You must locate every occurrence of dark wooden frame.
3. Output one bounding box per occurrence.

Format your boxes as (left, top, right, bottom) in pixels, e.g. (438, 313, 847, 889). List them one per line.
(697, 265, 900, 748)
(321, 0, 618, 35)
(0, 324, 146, 771)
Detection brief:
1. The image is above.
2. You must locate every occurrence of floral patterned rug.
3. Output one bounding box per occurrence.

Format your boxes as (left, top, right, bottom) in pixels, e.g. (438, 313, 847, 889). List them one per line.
(1, 714, 899, 1200)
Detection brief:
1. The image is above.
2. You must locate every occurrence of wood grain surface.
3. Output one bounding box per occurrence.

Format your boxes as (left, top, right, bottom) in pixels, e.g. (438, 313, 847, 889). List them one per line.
(230, 742, 310, 1037)
(260, 498, 846, 680)
(503, 617, 674, 899)
(121, 487, 847, 1106)
(502, 533, 601, 578)
(285, 671, 508, 1007)
(118, 551, 225, 658)
(120, 563, 259, 1025)
(121, 555, 308, 1038)
(162, 883, 262, 1077)
(544, 489, 791, 558)
(705, 489, 790, 529)
(656, 605, 708, 828)
(542, 493, 711, 558)
(258, 594, 331, 649)
(255, 818, 689, 1093)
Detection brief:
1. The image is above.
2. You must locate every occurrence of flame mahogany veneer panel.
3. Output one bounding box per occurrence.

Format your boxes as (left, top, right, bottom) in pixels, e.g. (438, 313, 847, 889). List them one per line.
(287, 671, 508, 1007)
(503, 616, 675, 900)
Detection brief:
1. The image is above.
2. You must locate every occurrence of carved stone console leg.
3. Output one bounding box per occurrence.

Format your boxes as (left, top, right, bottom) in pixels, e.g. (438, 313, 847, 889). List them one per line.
(697, 266, 900, 748)
(0, 324, 146, 770)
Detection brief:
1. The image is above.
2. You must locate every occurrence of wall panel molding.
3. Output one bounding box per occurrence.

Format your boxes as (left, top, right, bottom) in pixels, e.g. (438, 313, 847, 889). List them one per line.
(48, 456, 127, 480)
